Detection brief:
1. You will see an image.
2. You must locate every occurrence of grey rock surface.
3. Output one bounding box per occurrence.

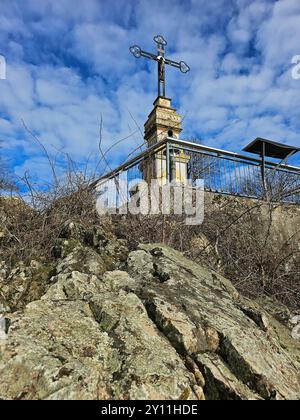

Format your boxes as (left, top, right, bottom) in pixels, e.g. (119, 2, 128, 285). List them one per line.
(0, 238, 299, 400)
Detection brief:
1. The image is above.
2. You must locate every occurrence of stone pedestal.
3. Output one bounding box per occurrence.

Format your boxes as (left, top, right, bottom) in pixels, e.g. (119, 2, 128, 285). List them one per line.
(142, 96, 190, 185)
(144, 96, 182, 145)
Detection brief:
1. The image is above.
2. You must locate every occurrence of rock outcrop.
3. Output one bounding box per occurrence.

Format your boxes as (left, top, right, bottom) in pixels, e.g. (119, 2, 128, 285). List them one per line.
(0, 223, 299, 400)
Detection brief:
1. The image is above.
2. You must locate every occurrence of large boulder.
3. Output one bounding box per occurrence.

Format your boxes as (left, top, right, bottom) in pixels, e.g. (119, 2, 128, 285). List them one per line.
(131, 245, 300, 400)
(0, 243, 299, 400)
(0, 267, 201, 400)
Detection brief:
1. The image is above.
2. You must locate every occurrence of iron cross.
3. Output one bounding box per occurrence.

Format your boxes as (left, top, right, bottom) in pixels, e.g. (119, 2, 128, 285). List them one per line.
(130, 35, 190, 98)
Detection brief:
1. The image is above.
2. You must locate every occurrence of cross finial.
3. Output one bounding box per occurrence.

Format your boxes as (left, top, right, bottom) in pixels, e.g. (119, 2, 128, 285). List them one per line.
(130, 35, 190, 98)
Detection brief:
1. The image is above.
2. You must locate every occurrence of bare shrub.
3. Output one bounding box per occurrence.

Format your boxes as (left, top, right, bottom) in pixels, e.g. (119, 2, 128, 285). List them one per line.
(0, 122, 104, 267)
(0, 172, 101, 268)
(115, 192, 300, 311)
(241, 168, 300, 203)
(197, 196, 300, 311)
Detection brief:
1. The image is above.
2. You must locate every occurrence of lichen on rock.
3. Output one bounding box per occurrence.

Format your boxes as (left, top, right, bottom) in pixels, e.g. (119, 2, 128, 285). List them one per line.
(0, 228, 299, 400)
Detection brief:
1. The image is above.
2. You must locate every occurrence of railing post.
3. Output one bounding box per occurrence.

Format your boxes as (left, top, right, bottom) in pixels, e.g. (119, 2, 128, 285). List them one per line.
(261, 141, 268, 200)
(166, 141, 171, 183)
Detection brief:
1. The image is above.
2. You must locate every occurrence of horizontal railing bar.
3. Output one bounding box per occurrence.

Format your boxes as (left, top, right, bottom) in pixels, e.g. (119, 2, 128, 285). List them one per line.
(167, 137, 300, 173)
(170, 144, 261, 168)
(171, 144, 299, 176)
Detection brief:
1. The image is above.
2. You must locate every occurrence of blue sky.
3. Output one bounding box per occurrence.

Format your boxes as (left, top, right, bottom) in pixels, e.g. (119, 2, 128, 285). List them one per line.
(0, 0, 300, 183)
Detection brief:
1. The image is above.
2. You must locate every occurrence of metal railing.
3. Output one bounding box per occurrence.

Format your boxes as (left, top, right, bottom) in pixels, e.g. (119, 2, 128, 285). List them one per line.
(94, 137, 300, 204)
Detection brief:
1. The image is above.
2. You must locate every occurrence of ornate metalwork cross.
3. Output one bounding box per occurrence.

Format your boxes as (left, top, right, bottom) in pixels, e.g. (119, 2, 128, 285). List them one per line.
(130, 35, 190, 97)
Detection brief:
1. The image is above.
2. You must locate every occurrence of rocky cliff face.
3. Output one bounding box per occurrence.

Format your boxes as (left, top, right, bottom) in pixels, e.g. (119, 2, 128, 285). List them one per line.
(0, 222, 299, 400)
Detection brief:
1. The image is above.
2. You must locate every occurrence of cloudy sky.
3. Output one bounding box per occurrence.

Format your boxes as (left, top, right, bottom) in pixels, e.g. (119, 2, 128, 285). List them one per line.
(0, 0, 300, 182)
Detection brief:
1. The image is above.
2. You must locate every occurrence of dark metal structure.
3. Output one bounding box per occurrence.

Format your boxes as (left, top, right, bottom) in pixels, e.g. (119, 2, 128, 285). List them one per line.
(130, 35, 190, 97)
(243, 138, 300, 159)
(243, 138, 300, 199)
